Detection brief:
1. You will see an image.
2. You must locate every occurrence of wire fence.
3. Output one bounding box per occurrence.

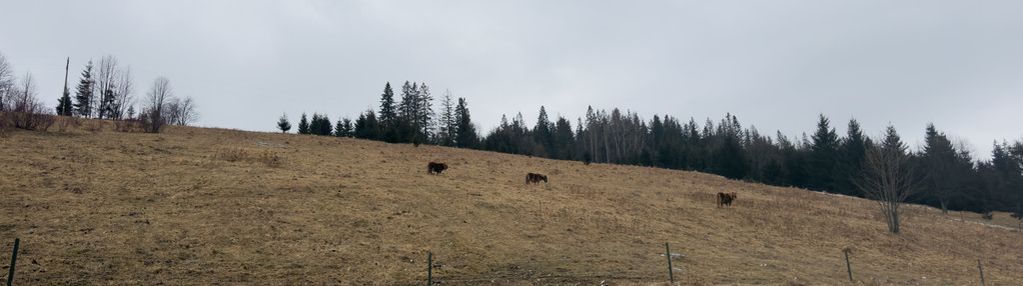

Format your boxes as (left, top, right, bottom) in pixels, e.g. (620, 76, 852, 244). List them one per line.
(0, 238, 1003, 285)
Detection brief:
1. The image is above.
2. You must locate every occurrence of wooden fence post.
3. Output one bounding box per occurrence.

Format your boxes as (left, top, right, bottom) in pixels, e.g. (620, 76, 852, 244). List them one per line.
(843, 249, 853, 282)
(665, 242, 674, 285)
(6, 238, 19, 286)
(977, 259, 986, 286)
(427, 251, 433, 286)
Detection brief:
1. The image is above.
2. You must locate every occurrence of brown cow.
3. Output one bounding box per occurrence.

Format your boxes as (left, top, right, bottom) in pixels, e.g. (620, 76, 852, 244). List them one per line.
(427, 162, 448, 175)
(717, 192, 737, 207)
(526, 173, 548, 184)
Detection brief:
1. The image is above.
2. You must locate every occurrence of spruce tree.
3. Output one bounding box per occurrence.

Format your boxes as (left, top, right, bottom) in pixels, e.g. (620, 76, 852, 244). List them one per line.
(378, 82, 398, 141)
(73, 61, 95, 117)
(454, 97, 478, 148)
(56, 57, 73, 116)
(534, 106, 554, 156)
(396, 81, 419, 143)
(354, 110, 380, 140)
(277, 113, 292, 133)
(438, 90, 456, 146)
(808, 114, 840, 192)
(56, 87, 73, 116)
(416, 83, 434, 143)
(297, 113, 310, 134)
(553, 116, 575, 160)
(921, 123, 980, 212)
(835, 119, 869, 195)
(317, 114, 332, 135)
(335, 117, 353, 137)
(100, 88, 117, 119)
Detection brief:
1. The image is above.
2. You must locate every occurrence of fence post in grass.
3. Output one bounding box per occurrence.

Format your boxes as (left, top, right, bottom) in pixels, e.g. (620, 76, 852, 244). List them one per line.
(426, 251, 432, 286)
(665, 242, 674, 285)
(843, 248, 853, 282)
(6, 238, 19, 286)
(977, 259, 986, 286)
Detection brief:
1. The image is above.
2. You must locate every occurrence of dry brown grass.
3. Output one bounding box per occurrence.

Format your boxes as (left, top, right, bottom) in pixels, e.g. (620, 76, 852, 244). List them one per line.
(1, 124, 1021, 285)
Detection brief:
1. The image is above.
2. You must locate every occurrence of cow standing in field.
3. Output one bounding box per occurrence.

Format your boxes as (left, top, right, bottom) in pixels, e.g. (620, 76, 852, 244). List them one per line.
(427, 162, 448, 175)
(717, 192, 737, 207)
(526, 173, 548, 184)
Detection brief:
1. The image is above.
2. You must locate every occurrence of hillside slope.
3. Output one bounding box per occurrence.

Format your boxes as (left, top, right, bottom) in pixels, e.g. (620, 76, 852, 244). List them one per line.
(1, 124, 1021, 285)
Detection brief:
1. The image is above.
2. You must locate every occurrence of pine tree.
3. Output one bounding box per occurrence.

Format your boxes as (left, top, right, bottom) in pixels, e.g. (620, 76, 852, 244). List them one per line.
(454, 97, 477, 148)
(534, 106, 554, 156)
(396, 81, 420, 143)
(277, 113, 292, 133)
(553, 116, 575, 160)
(335, 117, 353, 137)
(378, 82, 398, 141)
(297, 113, 310, 134)
(835, 119, 870, 195)
(56, 57, 73, 116)
(416, 83, 434, 143)
(100, 88, 117, 119)
(306, 113, 332, 136)
(73, 61, 95, 117)
(438, 90, 456, 146)
(316, 114, 332, 136)
(808, 114, 840, 192)
(920, 123, 973, 212)
(56, 87, 73, 116)
(354, 110, 380, 140)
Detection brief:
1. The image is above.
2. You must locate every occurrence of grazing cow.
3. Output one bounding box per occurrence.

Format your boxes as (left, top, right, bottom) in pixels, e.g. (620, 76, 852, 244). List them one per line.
(427, 162, 448, 175)
(526, 173, 548, 184)
(717, 192, 737, 207)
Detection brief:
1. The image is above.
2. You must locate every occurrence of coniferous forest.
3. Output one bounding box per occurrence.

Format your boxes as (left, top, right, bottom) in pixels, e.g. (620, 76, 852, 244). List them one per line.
(280, 81, 1023, 216)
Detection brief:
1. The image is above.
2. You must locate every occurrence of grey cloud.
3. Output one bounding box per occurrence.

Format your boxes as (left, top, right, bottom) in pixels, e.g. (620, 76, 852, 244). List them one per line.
(2, 0, 1021, 158)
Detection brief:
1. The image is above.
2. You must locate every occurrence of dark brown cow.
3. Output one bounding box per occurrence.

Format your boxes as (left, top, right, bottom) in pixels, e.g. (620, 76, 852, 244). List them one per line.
(717, 192, 737, 207)
(526, 173, 548, 184)
(427, 162, 448, 175)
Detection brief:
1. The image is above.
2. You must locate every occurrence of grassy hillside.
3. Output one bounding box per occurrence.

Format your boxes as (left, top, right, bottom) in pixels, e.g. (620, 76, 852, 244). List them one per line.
(1, 122, 1021, 285)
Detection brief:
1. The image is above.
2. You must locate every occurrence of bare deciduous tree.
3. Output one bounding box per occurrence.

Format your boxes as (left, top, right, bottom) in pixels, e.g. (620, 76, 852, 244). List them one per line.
(165, 96, 198, 126)
(855, 125, 918, 234)
(7, 72, 54, 130)
(114, 67, 135, 120)
(0, 52, 15, 111)
(142, 77, 172, 133)
(95, 55, 123, 119)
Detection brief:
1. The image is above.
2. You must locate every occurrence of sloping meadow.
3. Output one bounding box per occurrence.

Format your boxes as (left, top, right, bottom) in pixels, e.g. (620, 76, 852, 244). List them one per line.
(1, 125, 1021, 285)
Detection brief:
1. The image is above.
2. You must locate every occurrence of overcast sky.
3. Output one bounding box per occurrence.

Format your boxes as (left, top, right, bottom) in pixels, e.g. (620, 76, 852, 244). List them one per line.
(2, 0, 1021, 158)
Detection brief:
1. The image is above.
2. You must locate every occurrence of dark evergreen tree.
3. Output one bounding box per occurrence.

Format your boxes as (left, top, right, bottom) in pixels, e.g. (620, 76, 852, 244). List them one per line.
(354, 110, 380, 140)
(297, 113, 310, 134)
(437, 90, 457, 146)
(56, 86, 73, 116)
(335, 117, 354, 137)
(808, 114, 840, 192)
(416, 83, 434, 143)
(55, 56, 73, 116)
(99, 88, 117, 119)
(378, 82, 397, 141)
(534, 106, 554, 156)
(308, 113, 332, 136)
(73, 61, 95, 117)
(553, 116, 575, 160)
(454, 97, 478, 148)
(920, 124, 964, 212)
(835, 119, 870, 195)
(277, 113, 292, 133)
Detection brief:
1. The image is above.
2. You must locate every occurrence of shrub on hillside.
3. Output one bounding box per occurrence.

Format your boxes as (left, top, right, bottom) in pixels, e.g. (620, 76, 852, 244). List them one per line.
(114, 118, 144, 133)
(140, 107, 165, 133)
(213, 147, 284, 168)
